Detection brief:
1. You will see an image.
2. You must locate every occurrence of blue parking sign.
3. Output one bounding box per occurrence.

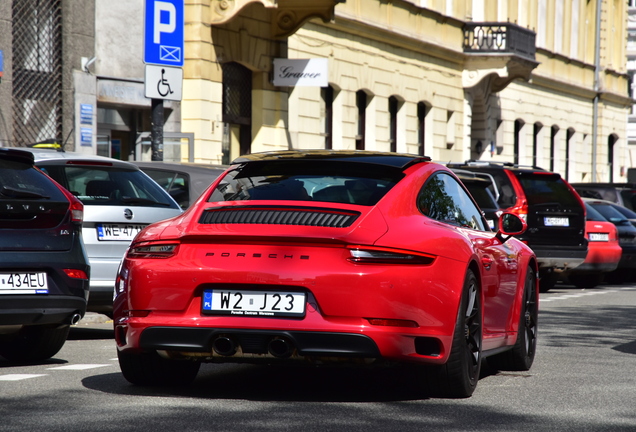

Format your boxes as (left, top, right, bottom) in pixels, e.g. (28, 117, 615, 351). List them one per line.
(144, 0, 184, 67)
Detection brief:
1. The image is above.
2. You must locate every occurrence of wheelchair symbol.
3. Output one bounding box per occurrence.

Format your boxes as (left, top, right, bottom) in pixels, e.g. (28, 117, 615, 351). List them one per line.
(157, 68, 174, 97)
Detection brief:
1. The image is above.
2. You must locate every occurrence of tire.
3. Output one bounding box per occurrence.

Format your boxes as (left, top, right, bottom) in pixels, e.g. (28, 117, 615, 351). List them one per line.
(568, 272, 603, 289)
(0, 324, 70, 362)
(118, 349, 200, 386)
(424, 269, 482, 398)
(489, 268, 538, 371)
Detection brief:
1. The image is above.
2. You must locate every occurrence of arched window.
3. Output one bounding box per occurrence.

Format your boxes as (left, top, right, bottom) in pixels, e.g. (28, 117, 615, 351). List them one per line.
(321, 85, 334, 149)
(566, 128, 575, 181)
(389, 96, 398, 153)
(514, 120, 524, 165)
(550, 125, 559, 172)
(356, 90, 367, 150)
(417, 102, 430, 156)
(608, 134, 618, 182)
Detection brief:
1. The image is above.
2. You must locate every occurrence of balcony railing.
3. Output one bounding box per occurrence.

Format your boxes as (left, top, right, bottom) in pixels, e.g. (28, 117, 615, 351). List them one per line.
(463, 23, 536, 60)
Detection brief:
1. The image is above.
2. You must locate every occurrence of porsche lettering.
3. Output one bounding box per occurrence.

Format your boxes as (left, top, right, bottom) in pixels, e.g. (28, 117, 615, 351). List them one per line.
(206, 252, 310, 260)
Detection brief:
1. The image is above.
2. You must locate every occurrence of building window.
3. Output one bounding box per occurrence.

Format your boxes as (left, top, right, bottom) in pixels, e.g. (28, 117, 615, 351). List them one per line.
(533, 123, 542, 168)
(514, 120, 524, 165)
(389, 96, 398, 153)
(550, 125, 559, 172)
(566, 128, 575, 180)
(608, 134, 618, 182)
(322, 85, 334, 149)
(356, 90, 367, 150)
(417, 102, 429, 156)
(222, 62, 252, 164)
(12, 0, 63, 147)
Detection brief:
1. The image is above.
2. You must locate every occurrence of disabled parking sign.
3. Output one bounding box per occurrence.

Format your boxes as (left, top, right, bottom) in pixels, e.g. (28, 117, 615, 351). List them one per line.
(144, 0, 184, 67)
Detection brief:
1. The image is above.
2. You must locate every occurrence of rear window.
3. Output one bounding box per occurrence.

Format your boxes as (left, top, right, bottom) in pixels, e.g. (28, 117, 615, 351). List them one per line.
(38, 165, 179, 209)
(208, 160, 404, 206)
(589, 202, 630, 225)
(515, 173, 581, 207)
(463, 182, 498, 210)
(0, 158, 67, 201)
(585, 203, 607, 222)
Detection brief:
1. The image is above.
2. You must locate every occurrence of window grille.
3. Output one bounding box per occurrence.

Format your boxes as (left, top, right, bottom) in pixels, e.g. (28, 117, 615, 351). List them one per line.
(11, 0, 63, 147)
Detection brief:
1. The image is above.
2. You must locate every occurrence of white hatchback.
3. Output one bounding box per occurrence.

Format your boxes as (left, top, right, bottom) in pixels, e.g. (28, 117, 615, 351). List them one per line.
(19, 148, 183, 316)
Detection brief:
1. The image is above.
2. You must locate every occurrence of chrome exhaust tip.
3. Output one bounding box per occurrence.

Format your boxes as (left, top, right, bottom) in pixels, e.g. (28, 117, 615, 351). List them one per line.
(212, 336, 237, 356)
(268, 337, 294, 358)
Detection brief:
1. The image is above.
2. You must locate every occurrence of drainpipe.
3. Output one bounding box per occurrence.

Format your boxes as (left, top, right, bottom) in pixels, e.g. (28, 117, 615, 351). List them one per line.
(592, 0, 602, 182)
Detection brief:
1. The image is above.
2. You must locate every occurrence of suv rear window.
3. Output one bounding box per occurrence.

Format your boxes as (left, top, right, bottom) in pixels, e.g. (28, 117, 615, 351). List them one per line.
(39, 165, 179, 208)
(209, 161, 404, 206)
(0, 158, 67, 201)
(515, 173, 581, 207)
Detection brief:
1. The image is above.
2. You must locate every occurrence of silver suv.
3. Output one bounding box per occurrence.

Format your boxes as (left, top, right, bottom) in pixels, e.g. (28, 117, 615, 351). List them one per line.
(16, 148, 183, 316)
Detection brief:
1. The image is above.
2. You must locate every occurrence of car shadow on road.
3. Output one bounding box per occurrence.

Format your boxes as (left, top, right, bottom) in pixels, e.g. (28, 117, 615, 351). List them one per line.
(82, 360, 499, 402)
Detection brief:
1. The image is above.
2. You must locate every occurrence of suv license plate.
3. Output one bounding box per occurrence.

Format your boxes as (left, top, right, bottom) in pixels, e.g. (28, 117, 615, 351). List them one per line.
(0, 273, 48, 294)
(202, 289, 306, 317)
(589, 233, 609, 242)
(97, 224, 146, 241)
(544, 217, 569, 227)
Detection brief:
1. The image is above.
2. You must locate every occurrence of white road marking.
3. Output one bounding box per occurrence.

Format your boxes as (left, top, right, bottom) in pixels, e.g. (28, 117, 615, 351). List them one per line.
(541, 289, 618, 302)
(46, 364, 112, 371)
(0, 374, 48, 381)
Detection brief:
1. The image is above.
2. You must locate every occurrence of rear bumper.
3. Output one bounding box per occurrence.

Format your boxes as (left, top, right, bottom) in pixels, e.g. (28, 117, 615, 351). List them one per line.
(136, 326, 381, 358)
(531, 246, 588, 271)
(0, 295, 87, 326)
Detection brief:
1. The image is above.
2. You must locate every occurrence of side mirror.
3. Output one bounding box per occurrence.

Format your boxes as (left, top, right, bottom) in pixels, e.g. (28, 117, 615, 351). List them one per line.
(496, 212, 526, 243)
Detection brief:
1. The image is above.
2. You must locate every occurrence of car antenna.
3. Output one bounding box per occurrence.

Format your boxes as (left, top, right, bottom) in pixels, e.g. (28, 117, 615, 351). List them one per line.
(59, 127, 74, 152)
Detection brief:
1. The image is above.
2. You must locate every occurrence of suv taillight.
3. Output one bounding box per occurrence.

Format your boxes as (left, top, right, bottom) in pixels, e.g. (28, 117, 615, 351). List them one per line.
(70, 200, 84, 223)
(508, 204, 528, 222)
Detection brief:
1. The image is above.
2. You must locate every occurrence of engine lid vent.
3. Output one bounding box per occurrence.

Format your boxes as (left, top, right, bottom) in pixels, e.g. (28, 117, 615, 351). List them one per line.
(199, 206, 360, 228)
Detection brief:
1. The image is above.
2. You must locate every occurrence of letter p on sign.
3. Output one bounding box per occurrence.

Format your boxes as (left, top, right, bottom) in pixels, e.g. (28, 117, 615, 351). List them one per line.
(154, 1, 176, 44)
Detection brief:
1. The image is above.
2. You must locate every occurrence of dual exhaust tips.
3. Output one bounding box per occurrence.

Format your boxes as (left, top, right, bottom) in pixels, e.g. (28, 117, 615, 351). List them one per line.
(212, 335, 294, 358)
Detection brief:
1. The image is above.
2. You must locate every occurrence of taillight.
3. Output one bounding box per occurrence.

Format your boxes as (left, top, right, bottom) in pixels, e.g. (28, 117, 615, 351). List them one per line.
(63, 269, 88, 279)
(127, 243, 179, 258)
(508, 205, 528, 222)
(347, 246, 435, 265)
(70, 200, 84, 223)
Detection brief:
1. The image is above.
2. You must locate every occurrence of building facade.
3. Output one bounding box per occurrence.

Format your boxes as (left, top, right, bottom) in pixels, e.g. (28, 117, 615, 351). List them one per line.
(0, 0, 631, 183)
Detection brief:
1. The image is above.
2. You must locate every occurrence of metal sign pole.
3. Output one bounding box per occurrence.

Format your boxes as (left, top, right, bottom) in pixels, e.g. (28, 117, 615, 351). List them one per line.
(151, 98, 164, 161)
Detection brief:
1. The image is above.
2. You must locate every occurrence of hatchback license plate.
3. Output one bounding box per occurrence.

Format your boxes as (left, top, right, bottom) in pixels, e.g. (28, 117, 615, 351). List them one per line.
(544, 217, 569, 227)
(0, 273, 48, 294)
(97, 224, 146, 241)
(589, 232, 609, 242)
(202, 289, 306, 317)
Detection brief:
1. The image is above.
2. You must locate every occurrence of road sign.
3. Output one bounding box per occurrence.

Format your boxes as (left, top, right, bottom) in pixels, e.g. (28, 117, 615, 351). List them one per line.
(144, 0, 184, 67)
(144, 64, 183, 101)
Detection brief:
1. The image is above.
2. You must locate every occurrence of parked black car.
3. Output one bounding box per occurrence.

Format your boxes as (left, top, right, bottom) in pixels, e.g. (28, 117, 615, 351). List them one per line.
(448, 161, 588, 292)
(452, 169, 502, 230)
(0, 148, 90, 361)
(133, 161, 227, 209)
(571, 183, 636, 211)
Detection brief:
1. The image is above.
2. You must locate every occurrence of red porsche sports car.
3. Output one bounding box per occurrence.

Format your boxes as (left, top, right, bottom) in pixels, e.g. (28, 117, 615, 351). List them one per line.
(113, 150, 538, 398)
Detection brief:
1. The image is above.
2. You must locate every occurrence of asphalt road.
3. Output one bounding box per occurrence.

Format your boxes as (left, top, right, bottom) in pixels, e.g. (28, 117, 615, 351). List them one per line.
(1, 283, 636, 432)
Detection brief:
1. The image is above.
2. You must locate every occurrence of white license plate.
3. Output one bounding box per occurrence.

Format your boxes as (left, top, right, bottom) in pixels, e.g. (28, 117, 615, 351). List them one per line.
(544, 217, 569, 227)
(0, 273, 48, 294)
(96, 224, 146, 241)
(589, 232, 609, 242)
(202, 289, 306, 317)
